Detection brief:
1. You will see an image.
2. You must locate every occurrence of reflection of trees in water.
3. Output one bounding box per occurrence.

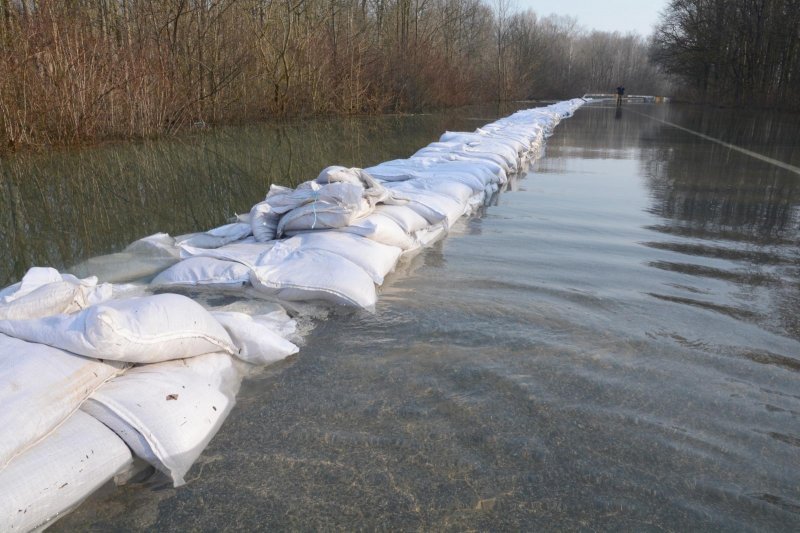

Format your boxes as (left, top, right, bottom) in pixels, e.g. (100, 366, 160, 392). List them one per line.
(642, 128, 800, 242)
(0, 112, 484, 286)
(638, 106, 800, 342)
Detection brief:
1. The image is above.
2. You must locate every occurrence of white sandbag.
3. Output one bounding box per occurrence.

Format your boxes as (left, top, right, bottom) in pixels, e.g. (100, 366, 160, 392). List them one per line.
(250, 200, 280, 243)
(0, 333, 125, 469)
(334, 213, 417, 250)
(414, 143, 517, 173)
(178, 238, 275, 267)
(0, 411, 132, 532)
(251, 247, 377, 309)
(409, 152, 508, 184)
(212, 311, 299, 365)
(175, 222, 252, 249)
(387, 187, 467, 227)
(366, 157, 501, 187)
(440, 130, 527, 157)
(151, 257, 252, 290)
(0, 294, 237, 364)
(277, 182, 371, 237)
(70, 233, 181, 283)
(275, 232, 401, 285)
(82, 352, 241, 486)
(315, 166, 395, 206)
(0, 267, 112, 320)
(374, 204, 431, 233)
(392, 178, 475, 203)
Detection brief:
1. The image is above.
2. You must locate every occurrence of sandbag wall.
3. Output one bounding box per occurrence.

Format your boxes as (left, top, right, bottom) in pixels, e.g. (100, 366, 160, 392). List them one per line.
(0, 99, 584, 531)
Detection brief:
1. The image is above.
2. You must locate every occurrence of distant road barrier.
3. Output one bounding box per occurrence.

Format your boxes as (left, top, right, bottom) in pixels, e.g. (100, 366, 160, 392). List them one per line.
(582, 93, 669, 103)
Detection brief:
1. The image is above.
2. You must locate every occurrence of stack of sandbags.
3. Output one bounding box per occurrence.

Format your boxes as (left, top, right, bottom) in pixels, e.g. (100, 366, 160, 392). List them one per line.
(141, 99, 586, 310)
(0, 282, 300, 530)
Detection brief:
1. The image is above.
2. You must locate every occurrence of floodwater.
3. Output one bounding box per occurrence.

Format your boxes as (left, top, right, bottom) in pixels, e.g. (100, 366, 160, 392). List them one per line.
(6, 102, 800, 530)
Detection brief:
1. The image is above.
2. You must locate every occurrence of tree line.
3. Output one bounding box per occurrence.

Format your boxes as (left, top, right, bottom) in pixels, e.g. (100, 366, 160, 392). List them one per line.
(0, 0, 667, 149)
(651, 0, 800, 110)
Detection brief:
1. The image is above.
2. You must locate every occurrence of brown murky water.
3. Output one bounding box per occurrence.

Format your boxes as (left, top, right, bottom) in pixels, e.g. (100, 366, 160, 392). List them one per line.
(5, 102, 799, 530)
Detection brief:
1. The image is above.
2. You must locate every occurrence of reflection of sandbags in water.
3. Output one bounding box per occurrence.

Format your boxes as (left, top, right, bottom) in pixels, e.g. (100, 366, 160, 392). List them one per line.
(82, 352, 241, 486)
(0, 267, 111, 320)
(0, 294, 237, 364)
(251, 246, 377, 309)
(70, 233, 181, 283)
(0, 333, 126, 470)
(0, 410, 133, 532)
(212, 311, 298, 365)
(175, 222, 252, 249)
(274, 232, 401, 285)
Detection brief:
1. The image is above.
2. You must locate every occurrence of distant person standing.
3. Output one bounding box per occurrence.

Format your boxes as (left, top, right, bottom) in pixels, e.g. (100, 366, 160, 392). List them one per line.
(616, 86, 625, 105)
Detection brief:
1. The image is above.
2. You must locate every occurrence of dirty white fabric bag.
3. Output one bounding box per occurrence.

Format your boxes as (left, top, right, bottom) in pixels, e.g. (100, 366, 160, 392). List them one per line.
(212, 311, 299, 365)
(251, 247, 377, 309)
(0, 267, 112, 320)
(276, 232, 401, 285)
(82, 352, 241, 486)
(0, 294, 237, 363)
(0, 333, 125, 469)
(334, 213, 417, 251)
(277, 182, 371, 237)
(0, 411, 133, 532)
(151, 257, 252, 290)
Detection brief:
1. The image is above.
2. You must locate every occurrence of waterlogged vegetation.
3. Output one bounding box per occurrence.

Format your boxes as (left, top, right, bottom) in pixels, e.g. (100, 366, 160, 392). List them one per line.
(0, 0, 666, 149)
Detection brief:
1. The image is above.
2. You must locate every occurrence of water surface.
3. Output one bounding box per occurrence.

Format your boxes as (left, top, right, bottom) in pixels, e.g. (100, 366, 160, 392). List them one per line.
(20, 103, 800, 530)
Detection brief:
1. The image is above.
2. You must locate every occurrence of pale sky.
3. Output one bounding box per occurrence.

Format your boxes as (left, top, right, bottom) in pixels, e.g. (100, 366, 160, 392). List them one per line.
(515, 0, 669, 35)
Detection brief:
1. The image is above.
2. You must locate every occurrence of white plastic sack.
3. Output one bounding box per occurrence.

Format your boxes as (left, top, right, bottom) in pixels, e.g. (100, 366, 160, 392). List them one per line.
(212, 311, 299, 365)
(178, 238, 275, 268)
(151, 257, 252, 290)
(251, 247, 377, 309)
(0, 294, 237, 364)
(0, 411, 132, 532)
(276, 232, 401, 285)
(0, 333, 125, 469)
(70, 233, 181, 283)
(387, 187, 467, 227)
(334, 213, 417, 250)
(277, 182, 371, 237)
(0, 267, 111, 320)
(374, 205, 431, 233)
(82, 352, 241, 486)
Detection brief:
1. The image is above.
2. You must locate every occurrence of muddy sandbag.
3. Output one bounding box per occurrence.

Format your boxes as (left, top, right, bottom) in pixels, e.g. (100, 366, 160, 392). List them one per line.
(212, 311, 299, 365)
(82, 352, 241, 486)
(0, 294, 237, 364)
(0, 267, 112, 321)
(0, 410, 132, 532)
(0, 333, 126, 470)
(251, 247, 377, 309)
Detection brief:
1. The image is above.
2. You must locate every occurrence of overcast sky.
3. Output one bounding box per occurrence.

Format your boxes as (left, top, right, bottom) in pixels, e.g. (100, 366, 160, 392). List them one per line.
(515, 0, 669, 35)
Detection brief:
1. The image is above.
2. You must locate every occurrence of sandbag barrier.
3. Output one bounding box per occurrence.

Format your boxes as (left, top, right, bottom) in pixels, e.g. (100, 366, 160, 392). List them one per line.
(0, 98, 584, 531)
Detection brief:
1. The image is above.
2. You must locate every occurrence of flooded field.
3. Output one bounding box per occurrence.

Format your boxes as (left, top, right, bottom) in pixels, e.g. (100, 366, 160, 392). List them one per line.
(4, 102, 799, 530)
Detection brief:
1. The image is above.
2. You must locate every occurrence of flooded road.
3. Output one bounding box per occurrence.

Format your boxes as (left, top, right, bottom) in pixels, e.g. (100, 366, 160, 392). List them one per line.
(11, 102, 800, 530)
